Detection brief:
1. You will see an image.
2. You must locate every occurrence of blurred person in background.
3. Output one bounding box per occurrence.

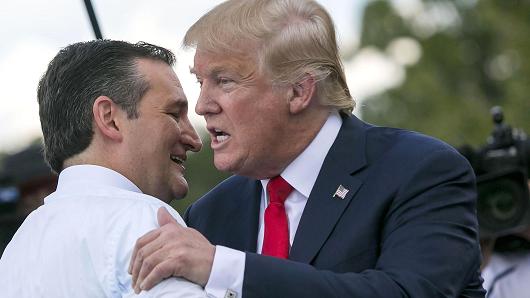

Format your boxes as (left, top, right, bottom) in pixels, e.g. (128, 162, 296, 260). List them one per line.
(0, 144, 57, 213)
(481, 180, 530, 298)
(0, 144, 57, 255)
(0, 39, 206, 297)
(129, 0, 485, 297)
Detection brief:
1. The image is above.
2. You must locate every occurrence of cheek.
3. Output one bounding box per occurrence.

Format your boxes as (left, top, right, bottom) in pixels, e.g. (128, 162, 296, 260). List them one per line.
(159, 122, 180, 143)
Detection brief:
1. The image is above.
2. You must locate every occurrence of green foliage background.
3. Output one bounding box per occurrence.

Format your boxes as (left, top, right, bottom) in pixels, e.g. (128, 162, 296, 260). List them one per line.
(359, 0, 529, 147)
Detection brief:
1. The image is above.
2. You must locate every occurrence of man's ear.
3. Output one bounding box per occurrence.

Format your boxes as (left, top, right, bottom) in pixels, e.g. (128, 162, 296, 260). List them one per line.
(92, 96, 124, 142)
(288, 73, 316, 114)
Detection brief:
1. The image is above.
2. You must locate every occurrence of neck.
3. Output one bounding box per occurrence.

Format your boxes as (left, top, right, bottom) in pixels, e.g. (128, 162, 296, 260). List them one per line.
(63, 140, 125, 176)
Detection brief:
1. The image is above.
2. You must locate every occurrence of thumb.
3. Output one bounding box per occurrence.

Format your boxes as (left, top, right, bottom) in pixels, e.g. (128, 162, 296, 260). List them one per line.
(157, 207, 178, 226)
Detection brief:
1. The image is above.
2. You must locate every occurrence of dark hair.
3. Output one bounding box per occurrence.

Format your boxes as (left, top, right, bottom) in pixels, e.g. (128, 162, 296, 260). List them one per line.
(37, 40, 175, 173)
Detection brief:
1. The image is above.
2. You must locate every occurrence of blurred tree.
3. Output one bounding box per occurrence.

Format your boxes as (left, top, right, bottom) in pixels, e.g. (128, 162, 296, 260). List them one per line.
(359, 0, 530, 147)
(171, 130, 230, 214)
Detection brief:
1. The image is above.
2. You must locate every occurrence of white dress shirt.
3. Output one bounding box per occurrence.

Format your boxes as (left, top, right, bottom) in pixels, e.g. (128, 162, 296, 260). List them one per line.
(0, 165, 207, 298)
(482, 252, 530, 298)
(205, 112, 342, 298)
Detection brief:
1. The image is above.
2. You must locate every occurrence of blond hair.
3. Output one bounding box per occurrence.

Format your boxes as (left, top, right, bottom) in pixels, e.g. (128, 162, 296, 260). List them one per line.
(184, 0, 354, 115)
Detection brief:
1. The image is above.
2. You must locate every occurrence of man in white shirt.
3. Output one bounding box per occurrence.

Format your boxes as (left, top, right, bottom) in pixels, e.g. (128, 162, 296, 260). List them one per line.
(0, 40, 207, 297)
(482, 244, 530, 298)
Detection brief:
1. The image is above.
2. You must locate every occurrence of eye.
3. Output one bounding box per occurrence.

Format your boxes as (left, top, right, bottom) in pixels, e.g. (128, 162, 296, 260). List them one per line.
(217, 77, 234, 86)
(169, 113, 180, 122)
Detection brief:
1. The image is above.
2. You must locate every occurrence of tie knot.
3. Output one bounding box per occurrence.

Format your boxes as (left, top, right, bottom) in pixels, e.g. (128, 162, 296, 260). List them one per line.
(267, 176, 293, 204)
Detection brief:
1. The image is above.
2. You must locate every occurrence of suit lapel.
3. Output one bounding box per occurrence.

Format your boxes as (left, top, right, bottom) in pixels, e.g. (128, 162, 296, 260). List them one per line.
(289, 115, 368, 263)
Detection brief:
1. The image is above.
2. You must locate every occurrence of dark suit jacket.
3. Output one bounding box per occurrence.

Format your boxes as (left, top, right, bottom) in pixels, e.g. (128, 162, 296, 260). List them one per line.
(185, 115, 486, 297)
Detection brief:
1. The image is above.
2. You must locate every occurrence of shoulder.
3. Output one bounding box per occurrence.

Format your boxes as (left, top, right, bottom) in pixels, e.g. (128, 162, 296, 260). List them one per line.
(369, 125, 456, 152)
(99, 193, 185, 292)
(352, 125, 475, 201)
(185, 175, 258, 221)
(109, 190, 185, 226)
(339, 116, 465, 165)
(363, 125, 468, 167)
(61, 188, 185, 237)
(194, 175, 256, 206)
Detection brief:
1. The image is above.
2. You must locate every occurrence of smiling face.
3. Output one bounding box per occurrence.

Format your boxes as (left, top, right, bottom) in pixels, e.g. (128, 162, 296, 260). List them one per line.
(122, 59, 202, 201)
(192, 48, 300, 179)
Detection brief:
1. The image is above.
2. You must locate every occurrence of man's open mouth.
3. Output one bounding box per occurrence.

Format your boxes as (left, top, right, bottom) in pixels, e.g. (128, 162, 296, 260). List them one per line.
(170, 154, 185, 167)
(211, 128, 230, 143)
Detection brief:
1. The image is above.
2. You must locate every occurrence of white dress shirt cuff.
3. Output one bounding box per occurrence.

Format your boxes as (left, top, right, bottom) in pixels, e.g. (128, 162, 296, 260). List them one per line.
(205, 245, 245, 298)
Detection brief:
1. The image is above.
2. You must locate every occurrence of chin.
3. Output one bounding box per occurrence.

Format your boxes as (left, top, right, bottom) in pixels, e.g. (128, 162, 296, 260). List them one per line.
(171, 192, 188, 200)
(213, 156, 240, 174)
(168, 176, 189, 200)
(171, 185, 189, 200)
(170, 186, 188, 201)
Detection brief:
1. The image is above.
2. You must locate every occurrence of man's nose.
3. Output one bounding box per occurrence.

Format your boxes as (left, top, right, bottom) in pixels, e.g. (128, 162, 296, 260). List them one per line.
(181, 119, 202, 152)
(195, 85, 221, 116)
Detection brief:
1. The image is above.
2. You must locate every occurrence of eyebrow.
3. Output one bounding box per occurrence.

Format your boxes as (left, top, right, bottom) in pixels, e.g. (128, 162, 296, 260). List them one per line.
(166, 98, 188, 110)
(189, 65, 228, 77)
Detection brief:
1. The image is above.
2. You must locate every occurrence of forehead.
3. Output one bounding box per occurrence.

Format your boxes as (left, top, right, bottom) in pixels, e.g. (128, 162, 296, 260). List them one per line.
(191, 49, 258, 76)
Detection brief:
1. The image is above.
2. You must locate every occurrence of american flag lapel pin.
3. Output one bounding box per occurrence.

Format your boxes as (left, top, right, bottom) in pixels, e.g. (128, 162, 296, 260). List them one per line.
(333, 184, 349, 199)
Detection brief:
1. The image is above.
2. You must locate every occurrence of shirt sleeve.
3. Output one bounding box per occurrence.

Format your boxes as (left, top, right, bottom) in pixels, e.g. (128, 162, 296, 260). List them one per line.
(123, 277, 208, 298)
(204, 246, 246, 298)
(111, 200, 208, 297)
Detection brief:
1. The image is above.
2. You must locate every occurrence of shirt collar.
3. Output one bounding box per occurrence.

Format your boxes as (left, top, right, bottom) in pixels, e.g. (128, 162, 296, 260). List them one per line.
(55, 164, 142, 194)
(261, 111, 342, 197)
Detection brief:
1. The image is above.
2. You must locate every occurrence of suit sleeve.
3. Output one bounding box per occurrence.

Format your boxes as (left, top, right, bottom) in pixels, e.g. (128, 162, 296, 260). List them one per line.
(243, 148, 484, 297)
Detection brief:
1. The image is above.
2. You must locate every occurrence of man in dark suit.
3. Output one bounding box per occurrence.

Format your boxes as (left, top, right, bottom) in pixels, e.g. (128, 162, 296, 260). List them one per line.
(129, 0, 485, 296)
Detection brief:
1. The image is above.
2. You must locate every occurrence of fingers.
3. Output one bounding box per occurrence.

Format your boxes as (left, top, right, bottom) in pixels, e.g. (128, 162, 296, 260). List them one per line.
(135, 252, 166, 292)
(128, 228, 160, 274)
(129, 229, 162, 290)
(129, 222, 185, 293)
(129, 211, 182, 276)
(136, 259, 176, 292)
(157, 207, 178, 226)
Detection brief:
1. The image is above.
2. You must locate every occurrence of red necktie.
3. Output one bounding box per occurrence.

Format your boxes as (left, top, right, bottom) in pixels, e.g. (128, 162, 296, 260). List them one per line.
(262, 176, 293, 259)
